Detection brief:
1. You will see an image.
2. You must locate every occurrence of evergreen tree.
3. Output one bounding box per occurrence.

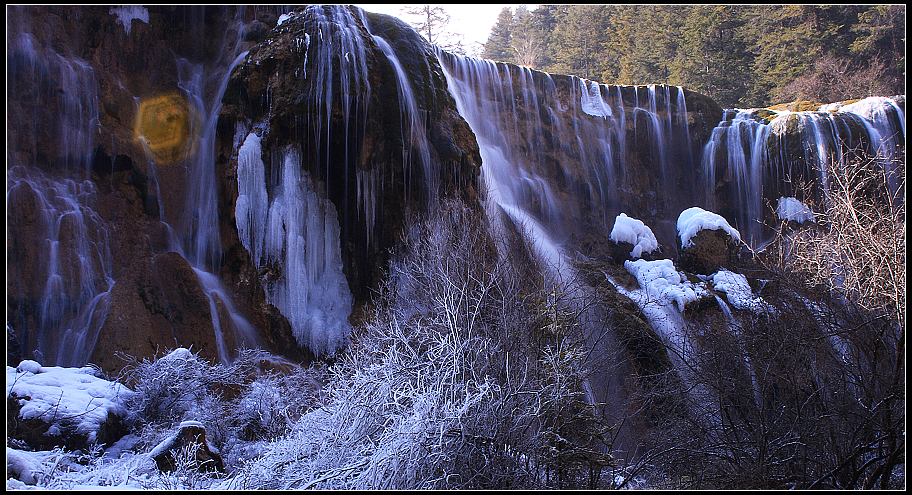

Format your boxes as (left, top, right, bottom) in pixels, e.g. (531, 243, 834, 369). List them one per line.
(548, 5, 609, 80)
(742, 5, 839, 104)
(478, 4, 903, 107)
(400, 4, 466, 53)
(672, 5, 751, 107)
(483, 7, 514, 62)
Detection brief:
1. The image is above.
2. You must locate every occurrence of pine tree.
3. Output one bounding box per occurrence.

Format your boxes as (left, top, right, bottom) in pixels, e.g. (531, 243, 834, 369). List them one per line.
(400, 5, 466, 53)
(672, 5, 752, 107)
(548, 5, 609, 80)
(483, 7, 514, 62)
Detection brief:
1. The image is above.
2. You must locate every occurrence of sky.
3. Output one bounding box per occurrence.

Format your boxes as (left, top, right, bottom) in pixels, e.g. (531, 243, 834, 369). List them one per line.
(354, 4, 536, 56)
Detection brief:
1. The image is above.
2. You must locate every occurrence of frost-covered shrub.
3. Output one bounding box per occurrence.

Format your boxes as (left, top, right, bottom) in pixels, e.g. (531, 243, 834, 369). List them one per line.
(226, 200, 611, 489)
(121, 348, 217, 427)
(118, 346, 325, 473)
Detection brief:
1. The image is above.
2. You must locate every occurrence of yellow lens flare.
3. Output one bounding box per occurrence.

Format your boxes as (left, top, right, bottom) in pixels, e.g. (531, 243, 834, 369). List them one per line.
(133, 93, 197, 164)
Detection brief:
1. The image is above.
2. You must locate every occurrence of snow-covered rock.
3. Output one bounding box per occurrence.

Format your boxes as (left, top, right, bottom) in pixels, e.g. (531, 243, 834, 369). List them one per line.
(677, 207, 741, 249)
(711, 270, 769, 312)
(610, 213, 659, 259)
(7, 362, 134, 449)
(624, 259, 709, 312)
(776, 197, 815, 224)
(6, 447, 49, 485)
(109, 6, 149, 35)
(276, 13, 293, 26)
(677, 207, 743, 273)
(150, 421, 224, 473)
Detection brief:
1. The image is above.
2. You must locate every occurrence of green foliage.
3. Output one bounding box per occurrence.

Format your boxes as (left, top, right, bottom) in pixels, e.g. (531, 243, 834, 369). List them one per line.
(483, 7, 514, 62)
(478, 5, 904, 107)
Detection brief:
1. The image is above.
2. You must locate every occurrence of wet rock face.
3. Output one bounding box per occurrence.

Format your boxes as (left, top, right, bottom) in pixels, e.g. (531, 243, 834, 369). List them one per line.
(7, 6, 304, 371)
(217, 6, 482, 303)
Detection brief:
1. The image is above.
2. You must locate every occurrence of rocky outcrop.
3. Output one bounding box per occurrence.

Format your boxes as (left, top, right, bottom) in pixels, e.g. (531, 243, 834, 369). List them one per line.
(6, 361, 132, 450)
(216, 6, 482, 305)
(678, 229, 743, 274)
(7, 6, 302, 371)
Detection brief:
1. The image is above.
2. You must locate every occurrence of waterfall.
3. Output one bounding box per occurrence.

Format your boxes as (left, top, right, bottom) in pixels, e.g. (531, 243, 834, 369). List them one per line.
(367, 30, 437, 210)
(436, 50, 700, 461)
(7, 25, 107, 366)
(713, 295, 762, 410)
(128, 12, 260, 363)
(8, 32, 99, 174)
(306, 4, 371, 231)
(701, 110, 770, 244)
(177, 50, 250, 270)
(7, 167, 114, 367)
(701, 97, 905, 246)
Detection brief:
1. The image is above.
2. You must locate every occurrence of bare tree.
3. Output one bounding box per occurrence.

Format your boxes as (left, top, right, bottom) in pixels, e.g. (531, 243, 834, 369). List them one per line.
(400, 5, 466, 54)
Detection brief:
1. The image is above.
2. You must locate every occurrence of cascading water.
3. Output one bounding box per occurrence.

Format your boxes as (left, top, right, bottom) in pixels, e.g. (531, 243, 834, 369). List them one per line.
(436, 49, 699, 461)
(701, 110, 771, 244)
(365, 27, 437, 209)
(7, 167, 114, 367)
(713, 295, 762, 409)
(8, 32, 100, 174)
(701, 98, 905, 246)
(7, 22, 109, 366)
(126, 10, 260, 363)
(436, 49, 697, 267)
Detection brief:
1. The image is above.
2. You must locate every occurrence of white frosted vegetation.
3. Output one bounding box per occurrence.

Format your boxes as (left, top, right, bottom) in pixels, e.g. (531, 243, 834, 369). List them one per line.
(609, 213, 658, 258)
(235, 137, 353, 356)
(776, 196, 815, 223)
(677, 207, 741, 248)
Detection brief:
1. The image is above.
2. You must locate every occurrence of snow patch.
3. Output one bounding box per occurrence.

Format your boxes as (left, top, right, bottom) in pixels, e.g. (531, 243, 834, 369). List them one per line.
(776, 197, 815, 223)
(677, 207, 741, 248)
(624, 259, 708, 312)
(609, 213, 658, 258)
(16, 360, 43, 374)
(277, 13, 293, 26)
(109, 6, 149, 35)
(6, 447, 49, 485)
(7, 362, 135, 444)
(711, 270, 771, 312)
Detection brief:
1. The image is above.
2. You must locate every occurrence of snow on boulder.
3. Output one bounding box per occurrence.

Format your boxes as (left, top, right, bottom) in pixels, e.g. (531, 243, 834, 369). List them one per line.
(277, 13, 293, 26)
(7, 362, 134, 450)
(776, 197, 815, 224)
(150, 421, 224, 473)
(677, 207, 743, 273)
(610, 213, 659, 259)
(624, 259, 709, 312)
(677, 207, 741, 249)
(6, 447, 48, 485)
(711, 270, 769, 312)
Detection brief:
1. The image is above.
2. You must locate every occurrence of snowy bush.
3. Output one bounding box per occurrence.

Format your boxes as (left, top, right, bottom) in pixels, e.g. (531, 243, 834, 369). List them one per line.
(224, 200, 612, 489)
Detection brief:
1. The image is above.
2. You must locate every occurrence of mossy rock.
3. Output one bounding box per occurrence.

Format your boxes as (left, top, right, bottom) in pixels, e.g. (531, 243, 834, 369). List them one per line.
(767, 100, 824, 112)
(753, 108, 778, 124)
